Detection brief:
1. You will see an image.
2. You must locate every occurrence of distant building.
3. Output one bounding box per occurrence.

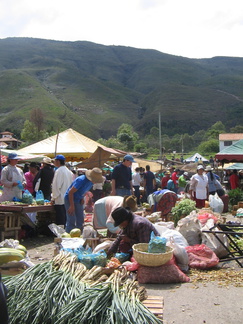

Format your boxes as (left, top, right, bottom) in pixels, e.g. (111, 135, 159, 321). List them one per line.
(0, 131, 22, 149)
(219, 133, 243, 151)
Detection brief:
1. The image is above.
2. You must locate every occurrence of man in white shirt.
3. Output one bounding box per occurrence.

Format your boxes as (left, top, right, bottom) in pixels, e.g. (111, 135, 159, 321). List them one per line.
(132, 167, 141, 206)
(52, 155, 73, 225)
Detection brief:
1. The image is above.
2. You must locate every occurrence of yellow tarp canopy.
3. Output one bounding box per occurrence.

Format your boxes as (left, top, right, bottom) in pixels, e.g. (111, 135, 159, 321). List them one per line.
(18, 128, 107, 161)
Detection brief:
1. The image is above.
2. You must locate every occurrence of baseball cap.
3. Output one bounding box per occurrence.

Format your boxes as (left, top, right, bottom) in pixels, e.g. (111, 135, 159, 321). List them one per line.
(54, 154, 65, 161)
(8, 153, 19, 160)
(197, 165, 204, 170)
(124, 154, 135, 162)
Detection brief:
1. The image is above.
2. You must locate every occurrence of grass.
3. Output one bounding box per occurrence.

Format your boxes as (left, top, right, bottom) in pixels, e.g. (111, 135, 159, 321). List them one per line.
(0, 37, 243, 139)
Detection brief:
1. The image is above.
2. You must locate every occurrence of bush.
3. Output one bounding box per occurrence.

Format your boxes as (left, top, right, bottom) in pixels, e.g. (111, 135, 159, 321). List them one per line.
(228, 188, 243, 207)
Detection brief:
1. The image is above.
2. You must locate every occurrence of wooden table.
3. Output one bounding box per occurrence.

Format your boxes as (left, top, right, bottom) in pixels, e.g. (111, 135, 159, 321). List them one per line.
(0, 204, 55, 240)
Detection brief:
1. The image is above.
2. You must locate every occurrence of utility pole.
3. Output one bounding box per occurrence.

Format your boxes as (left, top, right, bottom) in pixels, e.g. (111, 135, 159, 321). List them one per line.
(181, 135, 184, 156)
(159, 112, 162, 159)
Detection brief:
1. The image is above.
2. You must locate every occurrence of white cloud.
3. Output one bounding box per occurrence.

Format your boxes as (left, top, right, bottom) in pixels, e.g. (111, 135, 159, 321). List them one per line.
(0, 0, 243, 58)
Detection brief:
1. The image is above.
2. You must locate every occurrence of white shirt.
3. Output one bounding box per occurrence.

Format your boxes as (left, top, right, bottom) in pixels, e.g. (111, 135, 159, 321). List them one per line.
(93, 176, 105, 190)
(190, 173, 208, 200)
(132, 171, 141, 186)
(52, 166, 73, 205)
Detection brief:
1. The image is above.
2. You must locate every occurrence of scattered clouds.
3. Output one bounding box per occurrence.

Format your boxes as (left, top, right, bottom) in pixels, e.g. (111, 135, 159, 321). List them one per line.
(0, 0, 243, 58)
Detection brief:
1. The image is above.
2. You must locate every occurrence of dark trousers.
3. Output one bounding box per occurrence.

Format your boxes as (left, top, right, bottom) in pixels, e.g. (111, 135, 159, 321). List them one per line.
(54, 204, 66, 226)
(133, 185, 140, 205)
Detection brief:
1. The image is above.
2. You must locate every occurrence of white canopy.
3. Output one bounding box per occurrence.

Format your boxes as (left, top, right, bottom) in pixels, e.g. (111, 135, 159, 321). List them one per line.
(185, 153, 209, 162)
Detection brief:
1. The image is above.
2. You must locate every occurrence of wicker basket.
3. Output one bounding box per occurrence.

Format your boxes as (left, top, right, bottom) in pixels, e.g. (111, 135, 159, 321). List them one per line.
(133, 243, 173, 267)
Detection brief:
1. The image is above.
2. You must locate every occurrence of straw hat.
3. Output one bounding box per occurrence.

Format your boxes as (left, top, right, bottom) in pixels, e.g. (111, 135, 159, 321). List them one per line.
(123, 195, 138, 212)
(205, 165, 213, 171)
(85, 167, 103, 183)
(42, 157, 52, 165)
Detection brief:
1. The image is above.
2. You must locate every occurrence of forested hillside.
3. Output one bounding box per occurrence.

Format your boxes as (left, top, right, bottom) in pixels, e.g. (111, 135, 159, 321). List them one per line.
(0, 37, 243, 139)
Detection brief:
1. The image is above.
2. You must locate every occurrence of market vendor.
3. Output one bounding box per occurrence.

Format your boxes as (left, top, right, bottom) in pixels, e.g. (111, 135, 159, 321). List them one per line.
(93, 195, 138, 234)
(189, 165, 208, 208)
(64, 167, 103, 233)
(107, 207, 159, 256)
(147, 189, 178, 220)
(0, 153, 26, 202)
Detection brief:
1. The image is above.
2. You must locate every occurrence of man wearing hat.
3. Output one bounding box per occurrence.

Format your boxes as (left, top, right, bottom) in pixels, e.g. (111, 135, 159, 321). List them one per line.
(0, 153, 26, 202)
(33, 157, 54, 200)
(93, 195, 138, 235)
(111, 154, 135, 197)
(52, 155, 73, 226)
(64, 167, 103, 233)
(107, 207, 159, 256)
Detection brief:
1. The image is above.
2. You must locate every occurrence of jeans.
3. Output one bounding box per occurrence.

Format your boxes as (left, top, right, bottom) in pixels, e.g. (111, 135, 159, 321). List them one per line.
(64, 198, 84, 233)
(133, 185, 140, 205)
(116, 188, 131, 197)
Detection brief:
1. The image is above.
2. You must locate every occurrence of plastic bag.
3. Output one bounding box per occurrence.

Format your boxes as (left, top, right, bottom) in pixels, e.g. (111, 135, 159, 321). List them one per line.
(176, 211, 202, 246)
(201, 219, 229, 258)
(185, 244, 219, 269)
(93, 240, 114, 254)
(22, 189, 33, 204)
(155, 221, 175, 229)
(197, 212, 218, 225)
(115, 252, 130, 263)
(63, 246, 107, 269)
(122, 257, 139, 271)
(48, 223, 66, 237)
(167, 237, 189, 272)
(82, 225, 97, 239)
(17, 180, 24, 190)
(36, 190, 44, 205)
(148, 232, 167, 253)
(209, 193, 224, 214)
(153, 224, 189, 247)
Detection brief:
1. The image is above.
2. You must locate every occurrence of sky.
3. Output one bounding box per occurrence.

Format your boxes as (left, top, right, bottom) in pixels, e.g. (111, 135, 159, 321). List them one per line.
(1, 0, 243, 59)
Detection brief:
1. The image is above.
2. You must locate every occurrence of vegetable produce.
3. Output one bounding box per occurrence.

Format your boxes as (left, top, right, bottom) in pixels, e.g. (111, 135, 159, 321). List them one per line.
(16, 244, 27, 254)
(70, 228, 81, 237)
(4, 251, 162, 324)
(172, 198, 196, 226)
(61, 232, 71, 238)
(0, 248, 24, 265)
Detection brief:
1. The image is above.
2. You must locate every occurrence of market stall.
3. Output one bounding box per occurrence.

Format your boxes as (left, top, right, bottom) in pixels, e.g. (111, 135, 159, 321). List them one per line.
(0, 204, 55, 240)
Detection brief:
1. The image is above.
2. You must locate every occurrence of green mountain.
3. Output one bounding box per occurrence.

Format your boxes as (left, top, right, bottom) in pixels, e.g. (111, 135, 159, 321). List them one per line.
(0, 37, 243, 139)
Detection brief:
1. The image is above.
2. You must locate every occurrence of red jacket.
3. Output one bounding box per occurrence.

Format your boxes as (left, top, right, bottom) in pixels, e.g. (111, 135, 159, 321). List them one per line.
(230, 173, 239, 189)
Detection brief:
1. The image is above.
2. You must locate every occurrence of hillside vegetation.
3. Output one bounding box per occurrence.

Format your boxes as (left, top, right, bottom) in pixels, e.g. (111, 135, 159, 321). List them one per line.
(0, 37, 243, 139)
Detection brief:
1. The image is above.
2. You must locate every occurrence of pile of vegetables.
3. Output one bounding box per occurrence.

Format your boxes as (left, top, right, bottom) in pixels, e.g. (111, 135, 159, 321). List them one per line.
(171, 198, 196, 226)
(3, 251, 162, 324)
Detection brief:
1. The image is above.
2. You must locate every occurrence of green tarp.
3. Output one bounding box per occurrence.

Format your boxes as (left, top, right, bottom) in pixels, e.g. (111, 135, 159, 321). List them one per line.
(216, 139, 243, 163)
(225, 163, 243, 170)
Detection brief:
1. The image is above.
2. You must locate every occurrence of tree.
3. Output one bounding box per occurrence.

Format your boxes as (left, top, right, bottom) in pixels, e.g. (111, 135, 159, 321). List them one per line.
(205, 121, 225, 140)
(181, 133, 194, 152)
(230, 125, 243, 133)
(30, 108, 44, 140)
(198, 139, 219, 154)
(21, 120, 38, 144)
(117, 123, 139, 151)
(21, 120, 49, 145)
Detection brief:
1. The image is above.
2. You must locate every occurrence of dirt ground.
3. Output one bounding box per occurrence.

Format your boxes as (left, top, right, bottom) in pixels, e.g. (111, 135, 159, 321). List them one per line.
(21, 232, 243, 324)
